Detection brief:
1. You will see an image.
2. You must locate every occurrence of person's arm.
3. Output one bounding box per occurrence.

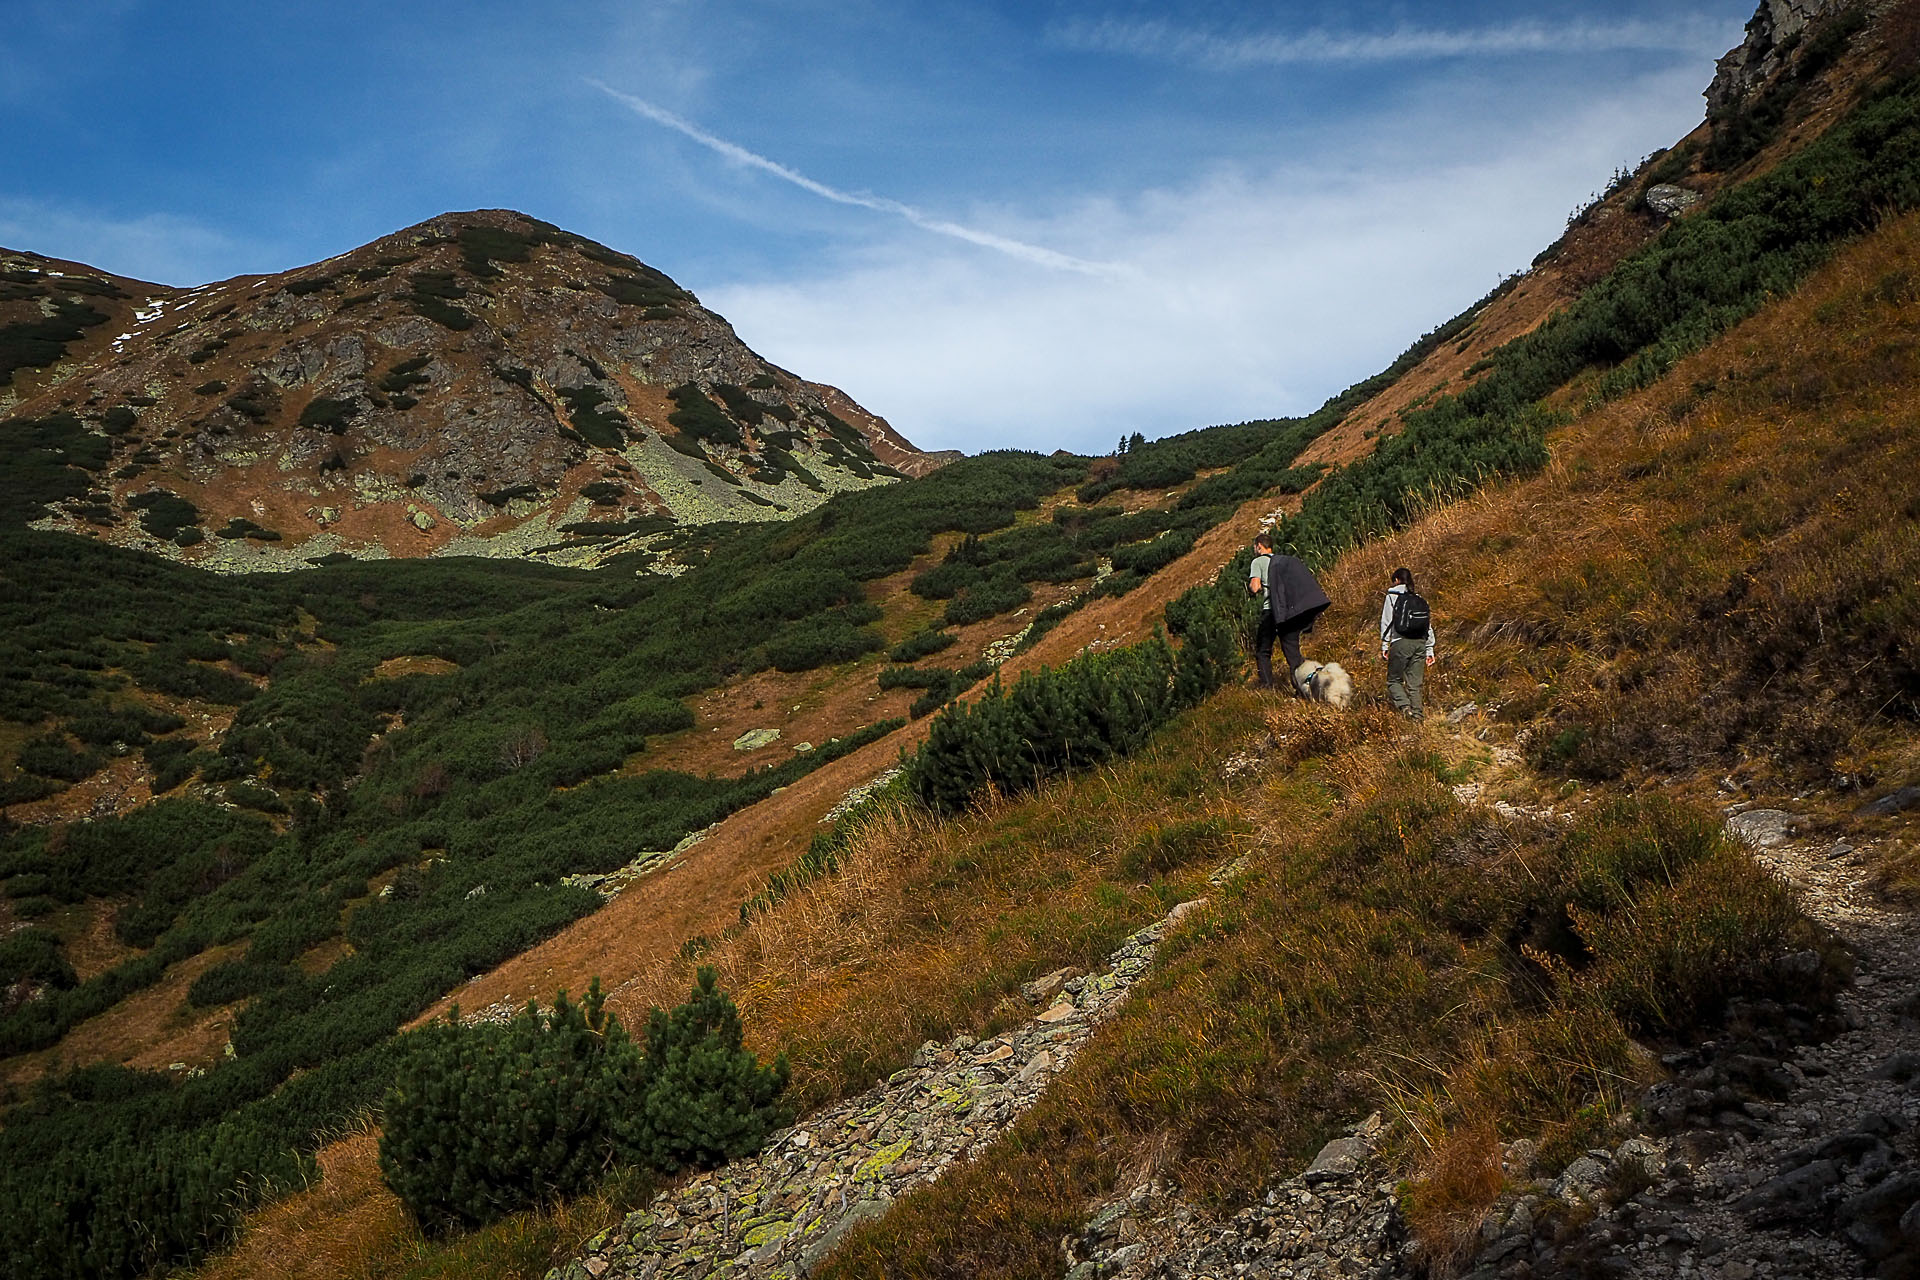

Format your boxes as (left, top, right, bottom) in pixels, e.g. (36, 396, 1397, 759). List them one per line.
(1426, 625, 1437, 665)
(1380, 592, 1395, 658)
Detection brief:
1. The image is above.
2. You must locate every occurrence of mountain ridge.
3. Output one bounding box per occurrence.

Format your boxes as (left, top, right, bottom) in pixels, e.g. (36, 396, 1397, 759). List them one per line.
(2, 209, 950, 572)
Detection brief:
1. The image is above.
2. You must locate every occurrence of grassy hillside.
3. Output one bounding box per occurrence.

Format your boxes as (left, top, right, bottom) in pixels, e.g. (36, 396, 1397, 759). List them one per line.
(4, 7, 1918, 1279)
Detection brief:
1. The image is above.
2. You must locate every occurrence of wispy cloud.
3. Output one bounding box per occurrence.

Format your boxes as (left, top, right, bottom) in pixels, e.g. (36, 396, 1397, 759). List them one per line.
(706, 63, 1712, 457)
(1053, 15, 1737, 69)
(585, 78, 1126, 277)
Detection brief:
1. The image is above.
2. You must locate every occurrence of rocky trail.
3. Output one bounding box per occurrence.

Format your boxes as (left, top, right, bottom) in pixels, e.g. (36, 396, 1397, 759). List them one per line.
(551, 775, 1920, 1280)
(551, 872, 1222, 1280)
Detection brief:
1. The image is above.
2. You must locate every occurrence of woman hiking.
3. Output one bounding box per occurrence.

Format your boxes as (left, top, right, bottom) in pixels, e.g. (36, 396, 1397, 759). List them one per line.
(1380, 566, 1436, 719)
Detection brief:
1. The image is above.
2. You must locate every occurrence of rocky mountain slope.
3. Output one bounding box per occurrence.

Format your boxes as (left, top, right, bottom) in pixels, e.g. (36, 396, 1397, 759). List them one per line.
(1, 210, 946, 570)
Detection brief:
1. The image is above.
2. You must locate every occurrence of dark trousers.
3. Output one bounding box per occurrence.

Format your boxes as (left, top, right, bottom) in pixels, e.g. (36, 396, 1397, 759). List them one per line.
(1256, 604, 1327, 690)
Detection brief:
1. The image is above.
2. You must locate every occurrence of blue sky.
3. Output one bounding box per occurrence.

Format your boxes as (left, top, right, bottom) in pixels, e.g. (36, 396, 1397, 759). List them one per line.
(1, 1, 1755, 455)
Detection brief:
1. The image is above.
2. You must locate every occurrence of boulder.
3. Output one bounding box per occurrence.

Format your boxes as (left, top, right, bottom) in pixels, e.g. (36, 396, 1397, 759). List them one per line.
(1304, 1136, 1369, 1184)
(1857, 785, 1920, 818)
(1646, 184, 1702, 217)
(1726, 808, 1800, 848)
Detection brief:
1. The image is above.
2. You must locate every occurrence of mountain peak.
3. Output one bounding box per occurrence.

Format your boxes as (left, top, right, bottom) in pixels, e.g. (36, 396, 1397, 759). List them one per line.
(3, 213, 943, 571)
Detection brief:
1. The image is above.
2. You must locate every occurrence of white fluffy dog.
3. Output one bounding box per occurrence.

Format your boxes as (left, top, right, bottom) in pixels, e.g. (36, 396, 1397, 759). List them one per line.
(1292, 660, 1354, 710)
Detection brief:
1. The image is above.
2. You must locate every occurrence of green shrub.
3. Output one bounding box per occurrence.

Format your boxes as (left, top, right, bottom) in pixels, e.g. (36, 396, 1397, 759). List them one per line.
(558, 385, 627, 449)
(227, 382, 280, 424)
(0, 928, 77, 992)
(889, 628, 956, 662)
(668, 383, 743, 448)
(906, 611, 1236, 812)
(187, 958, 296, 1008)
(19, 732, 101, 782)
(0, 412, 110, 522)
(379, 971, 786, 1231)
(712, 383, 767, 425)
(596, 267, 692, 310)
(763, 615, 885, 672)
(380, 356, 432, 394)
(379, 981, 639, 1232)
(297, 398, 357, 433)
(619, 967, 792, 1174)
(407, 271, 475, 330)
(0, 299, 109, 388)
(127, 489, 200, 542)
(458, 224, 542, 277)
(1110, 530, 1196, 578)
(943, 573, 1031, 626)
(911, 559, 982, 600)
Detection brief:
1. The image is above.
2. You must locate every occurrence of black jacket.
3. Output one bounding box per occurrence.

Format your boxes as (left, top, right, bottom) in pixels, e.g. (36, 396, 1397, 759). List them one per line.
(1265, 554, 1331, 627)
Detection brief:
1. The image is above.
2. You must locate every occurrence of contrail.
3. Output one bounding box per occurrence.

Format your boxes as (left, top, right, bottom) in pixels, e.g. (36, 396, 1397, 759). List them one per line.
(586, 79, 1124, 277)
(1055, 16, 1735, 67)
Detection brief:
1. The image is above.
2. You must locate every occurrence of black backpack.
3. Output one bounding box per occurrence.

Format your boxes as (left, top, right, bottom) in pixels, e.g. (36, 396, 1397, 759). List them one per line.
(1391, 589, 1430, 639)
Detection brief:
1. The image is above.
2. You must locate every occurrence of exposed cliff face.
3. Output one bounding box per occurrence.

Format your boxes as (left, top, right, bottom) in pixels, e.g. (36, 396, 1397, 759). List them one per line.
(1706, 0, 1853, 112)
(2, 210, 946, 570)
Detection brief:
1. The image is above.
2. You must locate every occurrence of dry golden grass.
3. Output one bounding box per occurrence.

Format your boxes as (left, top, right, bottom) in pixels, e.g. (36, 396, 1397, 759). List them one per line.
(1401, 1122, 1505, 1277)
(615, 693, 1273, 1109)
(1306, 208, 1920, 798)
(192, 1130, 407, 1280)
(190, 1126, 648, 1280)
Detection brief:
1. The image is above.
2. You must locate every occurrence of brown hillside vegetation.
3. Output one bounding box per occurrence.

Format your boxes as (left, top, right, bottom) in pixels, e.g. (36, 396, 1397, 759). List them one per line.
(1308, 0, 1907, 472)
(191, 139, 1920, 1280)
(810, 188, 1920, 1280)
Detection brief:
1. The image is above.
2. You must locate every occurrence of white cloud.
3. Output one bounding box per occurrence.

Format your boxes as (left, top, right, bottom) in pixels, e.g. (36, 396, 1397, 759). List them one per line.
(705, 65, 1711, 458)
(1052, 14, 1742, 68)
(0, 199, 258, 287)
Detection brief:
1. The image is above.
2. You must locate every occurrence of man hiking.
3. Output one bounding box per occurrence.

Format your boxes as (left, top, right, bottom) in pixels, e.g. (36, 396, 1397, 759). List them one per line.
(1380, 566, 1436, 719)
(1248, 531, 1332, 693)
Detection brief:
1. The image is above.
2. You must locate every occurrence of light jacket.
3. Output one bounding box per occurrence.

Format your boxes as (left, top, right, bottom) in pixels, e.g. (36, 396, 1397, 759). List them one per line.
(1380, 583, 1436, 659)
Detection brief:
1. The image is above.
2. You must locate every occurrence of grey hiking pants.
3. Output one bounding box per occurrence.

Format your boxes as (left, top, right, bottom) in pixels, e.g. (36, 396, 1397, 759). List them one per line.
(1386, 637, 1427, 719)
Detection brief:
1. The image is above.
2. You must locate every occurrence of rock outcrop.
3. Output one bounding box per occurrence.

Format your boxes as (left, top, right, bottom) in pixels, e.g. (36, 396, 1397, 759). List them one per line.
(1706, 0, 1853, 113)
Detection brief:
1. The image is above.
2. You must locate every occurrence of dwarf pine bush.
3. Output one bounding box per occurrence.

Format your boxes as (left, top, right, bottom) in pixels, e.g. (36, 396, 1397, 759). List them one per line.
(620, 966, 793, 1173)
(380, 971, 787, 1231)
(381, 985, 634, 1232)
(906, 607, 1238, 812)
